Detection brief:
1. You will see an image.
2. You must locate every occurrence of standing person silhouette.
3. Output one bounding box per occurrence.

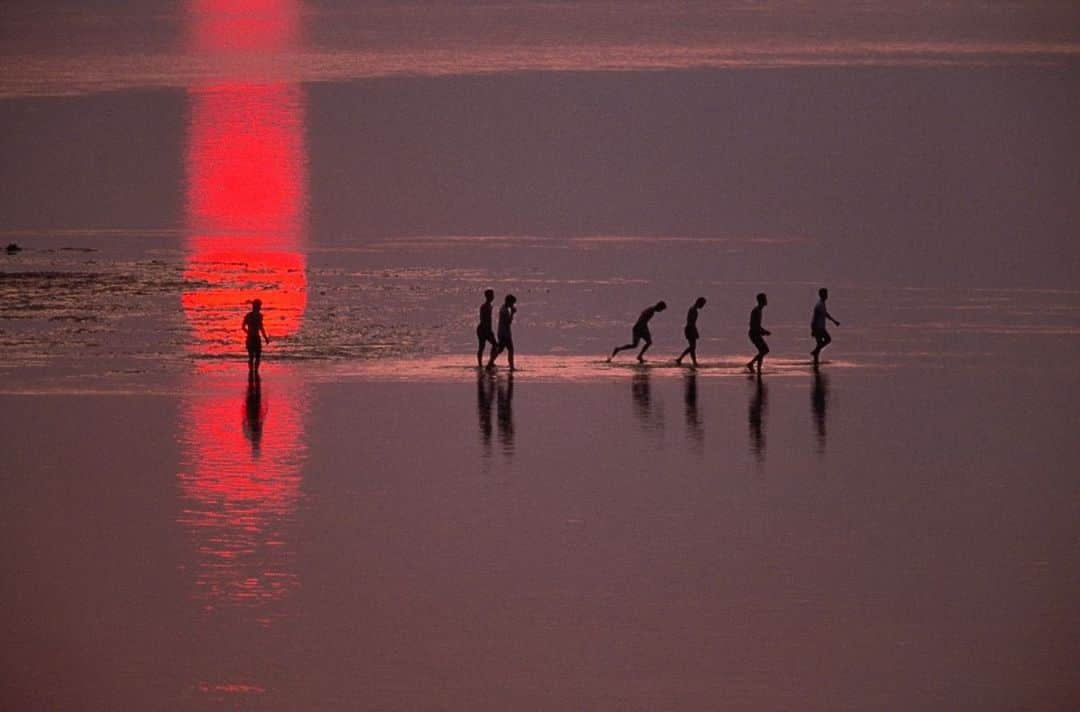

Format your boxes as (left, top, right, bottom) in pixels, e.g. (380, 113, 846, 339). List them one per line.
(810, 287, 841, 365)
(609, 301, 667, 363)
(676, 297, 707, 367)
(487, 294, 517, 371)
(745, 293, 770, 373)
(476, 289, 498, 368)
(242, 298, 270, 374)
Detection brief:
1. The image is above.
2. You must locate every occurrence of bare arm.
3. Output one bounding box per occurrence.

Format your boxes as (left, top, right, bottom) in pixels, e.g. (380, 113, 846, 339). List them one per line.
(827, 311, 840, 326)
(260, 324, 270, 343)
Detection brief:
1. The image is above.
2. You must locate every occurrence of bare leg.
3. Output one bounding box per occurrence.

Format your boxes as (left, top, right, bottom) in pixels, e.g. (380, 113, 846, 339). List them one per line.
(676, 345, 691, 365)
(636, 338, 652, 362)
(506, 346, 515, 371)
(610, 336, 641, 362)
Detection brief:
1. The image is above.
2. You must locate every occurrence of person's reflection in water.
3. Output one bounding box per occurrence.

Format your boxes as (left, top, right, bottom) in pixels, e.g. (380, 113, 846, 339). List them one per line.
(243, 374, 264, 457)
(496, 372, 515, 454)
(811, 365, 829, 454)
(683, 371, 703, 453)
(631, 368, 664, 432)
(476, 371, 495, 456)
(748, 373, 767, 460)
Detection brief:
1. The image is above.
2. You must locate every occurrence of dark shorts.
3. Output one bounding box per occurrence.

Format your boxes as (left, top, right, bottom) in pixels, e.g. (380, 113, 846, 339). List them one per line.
(749, 331, 768, 352)
(812, 328, 830, 341)
(477, 326, 496, 344)
(684, 326, 699, 342)
(632, 326, 651, 344)
(497, 334, 513, 351)
(246, 337, 262, 355)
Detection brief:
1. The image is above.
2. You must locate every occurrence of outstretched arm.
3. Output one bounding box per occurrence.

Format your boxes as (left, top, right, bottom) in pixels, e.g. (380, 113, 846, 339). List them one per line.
(827, 311, 840, 326)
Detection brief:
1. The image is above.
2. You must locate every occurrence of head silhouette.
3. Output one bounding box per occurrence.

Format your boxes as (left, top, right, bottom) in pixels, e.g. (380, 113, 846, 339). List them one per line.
(655, 301, 667, 311)
(251, 298, 262, 311)
(484, 289, 495, 302)
(694, 297, 707, 309)
(819, 287, 828, 300)
(756, 293, 767, 306)
(505, 294, 517, 305)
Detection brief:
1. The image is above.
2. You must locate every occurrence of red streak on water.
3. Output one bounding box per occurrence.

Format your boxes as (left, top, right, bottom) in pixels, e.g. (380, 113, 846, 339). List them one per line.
(178, 0, 309, 626)
(183, 82, 307, 351)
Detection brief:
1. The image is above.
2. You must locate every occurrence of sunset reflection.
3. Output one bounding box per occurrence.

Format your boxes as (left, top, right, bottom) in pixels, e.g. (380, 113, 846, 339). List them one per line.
(178, 0, 308, 622)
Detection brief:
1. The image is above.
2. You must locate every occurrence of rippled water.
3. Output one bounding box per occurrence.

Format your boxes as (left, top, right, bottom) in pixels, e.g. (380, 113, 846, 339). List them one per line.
(3, 2, 1079, 709)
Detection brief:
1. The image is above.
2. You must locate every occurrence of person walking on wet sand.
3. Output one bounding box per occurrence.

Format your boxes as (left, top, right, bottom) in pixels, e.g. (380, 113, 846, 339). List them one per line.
(242, 298, 270, 373)
(609, 301, 666, 363)
(745, 293, 770, 373)
(476, 289, 498, 368)
(810, 287, 840, 365)
(676, 297, 707, 367)
(487, 294, 517, 371)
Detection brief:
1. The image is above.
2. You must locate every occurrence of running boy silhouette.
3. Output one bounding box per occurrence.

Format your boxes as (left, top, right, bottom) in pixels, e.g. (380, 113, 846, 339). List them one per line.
(476, 289, 498, 367)
(487, 294, 517, 371)
(676, 297, 707, 367)
(609, 301, 667, 363)
(745, 293, 770, 373)
(810, 288, 840, 364)
(242, 298, 270, 373)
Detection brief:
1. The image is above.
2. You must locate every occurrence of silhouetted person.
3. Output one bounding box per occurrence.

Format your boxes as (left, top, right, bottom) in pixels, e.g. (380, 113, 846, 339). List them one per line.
(476, 371, 494, 454)
(476, 289, 498, 368)
(811, 366, 829, 454)
(496, 372, 515, 453)
(609, 301, 667, 362)
(748, 373, 767, 460)
(683, 371, 703, 451)
(810, 287, 840, 364)
(676, 297, 707, 367)
(745, 293, 770, 373)
(243, 376, 264, 456)
(242, 299, 270, 373)
(486, 294, 517, 370)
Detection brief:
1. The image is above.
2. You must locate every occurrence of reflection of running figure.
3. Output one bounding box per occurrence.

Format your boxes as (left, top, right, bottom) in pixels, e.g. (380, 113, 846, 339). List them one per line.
(745, 293, 770, 373)
(476, 289, 498, 368)
(242, 298, 270, 373)
(487, 294, 517, 371)
(810, 287, 840, 364)
(609, 301, 667, 362)
(676, 297, 707, 367)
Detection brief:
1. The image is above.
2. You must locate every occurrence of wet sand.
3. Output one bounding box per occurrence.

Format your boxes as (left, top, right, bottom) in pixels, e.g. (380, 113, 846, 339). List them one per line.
(2, 361, 1078, 710)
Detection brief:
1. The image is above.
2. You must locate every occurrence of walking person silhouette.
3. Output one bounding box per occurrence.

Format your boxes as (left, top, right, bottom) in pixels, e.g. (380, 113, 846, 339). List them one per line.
(486, 294, 517, 371)
(609, 301, 666, 363)
(476, 289, 498, 368)
(676, 297, 707, 367)
(242, 298, 270, 375)
(810, 288, 841, 365)
(745, 293, 770, 373)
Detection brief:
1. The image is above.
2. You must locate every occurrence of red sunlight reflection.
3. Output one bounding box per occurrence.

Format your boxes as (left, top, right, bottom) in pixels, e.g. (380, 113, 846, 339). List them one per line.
(177, 376, 307, 621)
(183, 83, 307, 352)
(189, 0, 299, 54)
(179, 0, 309, 625)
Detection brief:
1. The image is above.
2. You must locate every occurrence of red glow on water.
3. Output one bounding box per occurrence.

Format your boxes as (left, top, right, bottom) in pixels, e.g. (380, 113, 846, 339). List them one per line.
(178, 0, 309, 625)
(177, 375, 307, 618)
(183, 82, 307, 351)
(187, 84, 306, 238)
(189, 0, 299, 54)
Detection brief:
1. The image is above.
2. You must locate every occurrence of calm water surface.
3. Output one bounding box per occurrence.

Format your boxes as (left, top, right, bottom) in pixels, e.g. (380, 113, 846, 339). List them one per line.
(2, 2, 1079, 709)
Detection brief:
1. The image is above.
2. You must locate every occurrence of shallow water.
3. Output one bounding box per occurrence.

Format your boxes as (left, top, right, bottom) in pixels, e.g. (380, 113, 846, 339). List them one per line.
(3, 2, 1080, 709)
(3, 363, 1079, 709)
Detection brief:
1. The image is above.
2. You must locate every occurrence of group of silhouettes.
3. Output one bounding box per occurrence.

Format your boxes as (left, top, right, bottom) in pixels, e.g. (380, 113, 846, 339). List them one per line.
(241, 287, 840, 375)
(477, 287, 841, 372)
